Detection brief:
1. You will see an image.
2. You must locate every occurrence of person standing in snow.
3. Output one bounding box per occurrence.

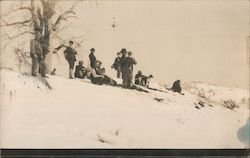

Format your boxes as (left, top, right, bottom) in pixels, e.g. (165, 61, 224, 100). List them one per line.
(30, 32, 43, 77)
(171, 80, 182, 93)
(120, 48, 128, 88)
(89, 48, 97, 69)
(74, 60, 87, 79)
(111, 52, 122, 78)
(123, 51, 137, 88)
(64, 41, 77, 79)
(38, 35, 49, 77)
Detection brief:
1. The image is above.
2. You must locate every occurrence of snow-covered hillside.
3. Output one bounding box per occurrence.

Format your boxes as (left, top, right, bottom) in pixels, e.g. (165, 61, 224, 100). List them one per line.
(0, 69, 249, 148)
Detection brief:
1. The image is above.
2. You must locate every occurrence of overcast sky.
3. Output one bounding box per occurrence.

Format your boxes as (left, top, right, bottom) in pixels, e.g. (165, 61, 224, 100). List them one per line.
(1, 0, 249, 89)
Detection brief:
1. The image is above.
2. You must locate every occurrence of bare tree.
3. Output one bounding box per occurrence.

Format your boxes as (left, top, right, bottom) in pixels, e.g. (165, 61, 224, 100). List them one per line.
(0, 0, 83, 72)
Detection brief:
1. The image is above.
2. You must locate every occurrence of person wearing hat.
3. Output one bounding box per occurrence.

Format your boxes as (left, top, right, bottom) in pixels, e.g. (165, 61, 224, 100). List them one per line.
(111, 52, 122, 78)
(64, 40, 77, 79)
(30, 31, 43, 77)
(119, 48, 129, 87)
(124, 51, 137, 88)
(89, 48, 96, 68)
(74, 60, 87, 79)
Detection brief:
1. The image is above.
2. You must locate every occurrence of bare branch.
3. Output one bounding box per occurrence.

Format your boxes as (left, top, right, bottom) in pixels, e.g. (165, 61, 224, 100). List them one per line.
(1, 1, 33, 17)
(2, 31, 34, 49)
(0, 18, 32, 27)
(52, 1, 81, 32)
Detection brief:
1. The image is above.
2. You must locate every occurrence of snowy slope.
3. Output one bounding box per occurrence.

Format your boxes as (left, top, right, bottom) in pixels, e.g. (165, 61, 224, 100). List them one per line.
(0, 69, 249, 148)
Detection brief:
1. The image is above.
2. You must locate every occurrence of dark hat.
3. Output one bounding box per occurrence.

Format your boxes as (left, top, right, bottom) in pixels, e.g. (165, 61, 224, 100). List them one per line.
(128, 51, 132, 55)
(69, 40, 74, 44)
(120, 48, 127, 53)
(90, 48, 95, 52)
(117, 52, 121, 54)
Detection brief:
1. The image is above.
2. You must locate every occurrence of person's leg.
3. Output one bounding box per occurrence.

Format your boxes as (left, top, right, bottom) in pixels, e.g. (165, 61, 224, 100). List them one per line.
(128, 71, 133, 88)
(123, 71, 129, 88)
(68, 60, 75, 79)
(91, 77, 104, 85)
(117, 66, 121, 78)
(39, 58, 46, 77)
(31, 56, 38, 76)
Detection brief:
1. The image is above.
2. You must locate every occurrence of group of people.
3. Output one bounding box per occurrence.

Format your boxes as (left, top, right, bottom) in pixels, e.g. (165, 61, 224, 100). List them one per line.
(134, 71, 153, 88)
(53, 41, 117, 86)
(111, 48, 137, 88)
(30, 32, 182, 93)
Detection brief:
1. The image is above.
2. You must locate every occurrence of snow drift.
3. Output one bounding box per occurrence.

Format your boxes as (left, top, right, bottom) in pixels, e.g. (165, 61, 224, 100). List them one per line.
(0, 69, 249, 148)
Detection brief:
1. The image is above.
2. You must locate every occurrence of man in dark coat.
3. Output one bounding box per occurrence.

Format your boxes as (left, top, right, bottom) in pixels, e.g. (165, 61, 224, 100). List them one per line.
(64, 41, 77, 79)
(119, 48, 128, 87)
(89, 48, 96, 68)
(111, 52, 122, 78)
(123, 51, 137, 88)
(74, 60, 87, 79)
(171, 80, 182, 93)
(37, 36, 49, 77)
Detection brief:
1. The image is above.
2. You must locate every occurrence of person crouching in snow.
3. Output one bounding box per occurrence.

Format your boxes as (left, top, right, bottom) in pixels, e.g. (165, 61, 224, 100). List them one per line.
(141, 74, 153, 87)
(135, 71, 143, 85)
(51, 68, 56, 75)
(170, 80, 183, 94)
(74, 60, 87, 79)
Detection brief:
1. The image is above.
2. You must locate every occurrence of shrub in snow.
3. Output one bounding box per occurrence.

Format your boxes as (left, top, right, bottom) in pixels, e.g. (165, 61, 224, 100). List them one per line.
(223, 99, 239, 110)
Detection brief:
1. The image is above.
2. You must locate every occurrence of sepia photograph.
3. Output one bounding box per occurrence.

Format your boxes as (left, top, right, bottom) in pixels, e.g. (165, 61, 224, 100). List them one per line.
(0, 0, 249, 152)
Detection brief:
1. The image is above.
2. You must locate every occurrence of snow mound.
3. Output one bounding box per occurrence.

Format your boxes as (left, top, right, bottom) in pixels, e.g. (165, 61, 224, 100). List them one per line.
(0, 69, 249, 148)
(184, 81, 249, 109)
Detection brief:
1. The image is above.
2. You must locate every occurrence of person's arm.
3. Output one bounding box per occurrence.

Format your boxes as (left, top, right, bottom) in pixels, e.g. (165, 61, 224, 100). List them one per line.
(91, 68, 104, 78)
(133, 58, 137, 65)
(30, 40, 35, 56)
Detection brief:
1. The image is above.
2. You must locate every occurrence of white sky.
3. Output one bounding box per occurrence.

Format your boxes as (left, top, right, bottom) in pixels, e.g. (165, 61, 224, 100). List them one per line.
(1, 0, 249, 89)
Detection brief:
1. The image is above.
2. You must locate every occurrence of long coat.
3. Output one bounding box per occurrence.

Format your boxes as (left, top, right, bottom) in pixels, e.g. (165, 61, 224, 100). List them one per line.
(89, 53, 96, 68)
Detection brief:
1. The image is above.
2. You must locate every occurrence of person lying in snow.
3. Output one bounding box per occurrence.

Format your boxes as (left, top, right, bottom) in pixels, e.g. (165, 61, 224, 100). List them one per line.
(74, 60, 87, 79)
(86, 61, 117, 86)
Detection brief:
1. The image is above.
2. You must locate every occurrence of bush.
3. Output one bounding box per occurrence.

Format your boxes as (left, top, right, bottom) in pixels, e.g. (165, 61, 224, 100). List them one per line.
(223, 99, 239, 109)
